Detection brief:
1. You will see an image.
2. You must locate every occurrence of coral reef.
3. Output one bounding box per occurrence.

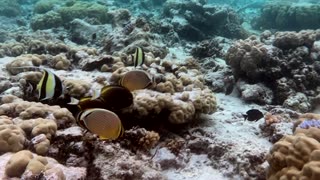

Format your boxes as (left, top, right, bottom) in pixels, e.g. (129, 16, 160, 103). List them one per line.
(30, 11, 63, 31)
(0, 0, 21, 17)
(103, 18, 168, 59)
(226, 30, 320, 111)
(110, 60, 217, 124)
(58, 1, 110, 24)
(254, 2, 320, 31)
(161, 0, 248, 41)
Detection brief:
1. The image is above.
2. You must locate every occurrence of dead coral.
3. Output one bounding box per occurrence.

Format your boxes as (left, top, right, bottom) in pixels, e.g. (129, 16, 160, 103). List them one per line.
(93, 142, 164, 180)
(122, 127, 160, 150)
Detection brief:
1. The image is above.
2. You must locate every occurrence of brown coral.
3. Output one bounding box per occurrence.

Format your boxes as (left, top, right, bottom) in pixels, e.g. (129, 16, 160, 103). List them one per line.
(123, 127, 160, 150)
(63, 79, 91, 98)
(5, 54, 45, 75)
(0, 97, 75, 128)
(0, 123, 26, 153)
(50, 53, 71, 70)
(130, 89, 216, 124)
(267, 133, 320, 180)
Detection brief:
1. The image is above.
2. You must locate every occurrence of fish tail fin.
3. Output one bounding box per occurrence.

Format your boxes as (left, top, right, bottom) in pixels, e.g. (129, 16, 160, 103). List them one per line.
(242, 114, 248, 120)
(91, 89, 101, 100)
(68, 97, 80, 105)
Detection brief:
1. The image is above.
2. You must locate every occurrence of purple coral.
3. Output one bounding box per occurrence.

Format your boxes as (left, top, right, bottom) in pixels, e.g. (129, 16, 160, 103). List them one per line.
(298, 119, 320, 129)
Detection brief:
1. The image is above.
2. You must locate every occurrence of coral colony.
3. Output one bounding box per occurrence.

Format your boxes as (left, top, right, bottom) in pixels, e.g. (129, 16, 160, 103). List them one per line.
(0, 0, 320, 179)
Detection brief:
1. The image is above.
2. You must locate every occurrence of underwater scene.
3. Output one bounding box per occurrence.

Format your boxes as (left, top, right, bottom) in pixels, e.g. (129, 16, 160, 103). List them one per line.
(0, 0, 320, 179)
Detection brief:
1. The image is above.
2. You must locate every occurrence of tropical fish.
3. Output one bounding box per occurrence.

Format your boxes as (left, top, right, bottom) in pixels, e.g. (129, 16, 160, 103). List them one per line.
(69, 85, 133, 111)
(243, 109, 264, 121)
(132, 47, 145, 68)
(37, 68, 64, 101)
(8, 66, 64, 101)
(68, 96, 105, 110)
(98, 85, 133, 111)
(119, 70, 154, 91)
(76, 108, 124, 140)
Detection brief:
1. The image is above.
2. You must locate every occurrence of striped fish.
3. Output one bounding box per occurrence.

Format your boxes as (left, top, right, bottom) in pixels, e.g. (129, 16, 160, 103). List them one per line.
(7, 66, 64, 101)
(132, 47, 145, 68)
(37, 68, 63, 101)
(76, 108, 124, 140)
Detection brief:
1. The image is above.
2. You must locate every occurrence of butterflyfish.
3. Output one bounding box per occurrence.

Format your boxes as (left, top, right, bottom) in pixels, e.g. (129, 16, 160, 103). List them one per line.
(76, 108, 124, 140)
(98, 85, 133, 111)
(132, 47, 145, 68)
(119, 70, 154, 91)
(69, 85, 133, 111)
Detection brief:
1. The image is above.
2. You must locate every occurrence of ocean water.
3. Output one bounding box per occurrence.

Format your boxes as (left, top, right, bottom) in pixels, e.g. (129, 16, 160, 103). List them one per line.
(0, 0, 320, 180)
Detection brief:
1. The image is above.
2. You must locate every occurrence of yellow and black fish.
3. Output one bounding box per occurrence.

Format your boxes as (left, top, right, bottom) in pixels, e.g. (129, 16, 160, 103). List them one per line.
(76, 108, 124, 140)
(119, 70, 154, 91)
(37, 68, 64, 101)
(98, 85, 133, 111)
(132, 47, 145, 68)
(69, 85, 133, 111)
(7, 66, 64, 101)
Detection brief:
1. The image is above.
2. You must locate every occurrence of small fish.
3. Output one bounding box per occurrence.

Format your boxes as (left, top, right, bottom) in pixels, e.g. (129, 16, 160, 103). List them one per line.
(243, 109, 264, 121)
(92, 33, 97, 41)
(76, 108, 124, 140)
(119, 70, 154, 91)
(132, 47, 145, 68)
